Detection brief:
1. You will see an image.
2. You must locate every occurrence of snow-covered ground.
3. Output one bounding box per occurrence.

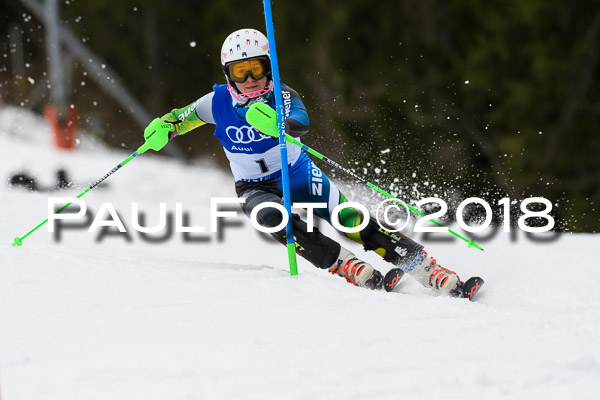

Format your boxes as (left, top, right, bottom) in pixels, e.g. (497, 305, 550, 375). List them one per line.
(1, 106, 599, 400)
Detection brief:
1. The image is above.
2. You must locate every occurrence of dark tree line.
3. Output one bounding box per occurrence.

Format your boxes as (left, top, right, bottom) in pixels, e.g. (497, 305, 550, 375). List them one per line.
(1, 0, 599, 231)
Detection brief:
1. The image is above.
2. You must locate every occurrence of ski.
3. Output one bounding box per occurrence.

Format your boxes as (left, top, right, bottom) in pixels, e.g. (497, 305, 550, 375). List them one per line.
(453, 277, 485, 301)
(383, 268, 405, 292)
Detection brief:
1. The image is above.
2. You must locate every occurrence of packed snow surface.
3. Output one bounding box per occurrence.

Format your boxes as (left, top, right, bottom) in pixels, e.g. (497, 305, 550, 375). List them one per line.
(1, 106, 599, 400)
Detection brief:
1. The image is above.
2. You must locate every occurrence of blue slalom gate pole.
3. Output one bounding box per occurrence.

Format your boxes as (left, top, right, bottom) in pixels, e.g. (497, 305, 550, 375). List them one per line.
(262, 0, 298, 275)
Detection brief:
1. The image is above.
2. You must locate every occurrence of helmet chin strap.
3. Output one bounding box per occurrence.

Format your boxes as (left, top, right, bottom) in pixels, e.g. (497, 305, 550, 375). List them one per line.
(227, 81, 274, 101)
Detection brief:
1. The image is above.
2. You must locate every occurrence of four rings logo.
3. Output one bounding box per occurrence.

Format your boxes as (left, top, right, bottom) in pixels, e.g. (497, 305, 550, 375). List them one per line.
(226, 125, 270, 144)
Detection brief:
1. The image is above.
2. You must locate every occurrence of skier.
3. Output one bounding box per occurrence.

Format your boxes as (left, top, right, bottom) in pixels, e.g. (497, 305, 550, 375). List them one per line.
(142, 28, 469, 296)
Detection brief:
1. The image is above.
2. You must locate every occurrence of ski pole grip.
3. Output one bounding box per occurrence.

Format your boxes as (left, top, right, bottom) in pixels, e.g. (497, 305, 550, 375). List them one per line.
(141, 118, 173, 153)
(246, 103, 278, 137)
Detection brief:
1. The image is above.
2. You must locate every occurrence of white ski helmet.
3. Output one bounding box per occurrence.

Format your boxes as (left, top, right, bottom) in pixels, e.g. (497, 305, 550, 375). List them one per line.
(220, 28, 273, 99)
(221, 28, 270, 67)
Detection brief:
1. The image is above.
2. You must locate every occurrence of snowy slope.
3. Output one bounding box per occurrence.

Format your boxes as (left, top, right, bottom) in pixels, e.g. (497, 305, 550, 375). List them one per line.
(1, 106, 600, 400)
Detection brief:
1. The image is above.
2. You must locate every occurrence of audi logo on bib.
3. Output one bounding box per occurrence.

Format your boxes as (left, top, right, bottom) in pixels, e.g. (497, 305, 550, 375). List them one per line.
(226, 125, 269, 144)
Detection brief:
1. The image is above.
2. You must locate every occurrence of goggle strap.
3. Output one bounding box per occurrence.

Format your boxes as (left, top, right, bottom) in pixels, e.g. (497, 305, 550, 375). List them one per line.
(227, 81, 274, 100)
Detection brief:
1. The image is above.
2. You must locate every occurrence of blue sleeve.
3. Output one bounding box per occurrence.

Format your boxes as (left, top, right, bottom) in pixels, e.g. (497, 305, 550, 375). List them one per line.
(282, 86, 309, 137)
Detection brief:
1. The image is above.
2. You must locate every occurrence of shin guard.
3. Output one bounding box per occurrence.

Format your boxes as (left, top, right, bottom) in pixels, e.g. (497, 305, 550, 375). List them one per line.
(357, 218, 424, 269)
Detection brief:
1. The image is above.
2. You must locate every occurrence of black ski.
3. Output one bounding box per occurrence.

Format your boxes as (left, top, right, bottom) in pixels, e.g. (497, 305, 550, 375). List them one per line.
(383, 268, 405, 292)
(455, 277, 484, 301)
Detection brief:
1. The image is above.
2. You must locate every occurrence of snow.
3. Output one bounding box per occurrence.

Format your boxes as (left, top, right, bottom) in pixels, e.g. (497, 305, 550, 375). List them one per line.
(1, 105, 600, 400)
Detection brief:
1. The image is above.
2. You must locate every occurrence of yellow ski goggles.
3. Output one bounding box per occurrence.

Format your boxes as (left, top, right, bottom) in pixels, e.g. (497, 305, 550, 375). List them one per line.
(226, 58, 270, 83)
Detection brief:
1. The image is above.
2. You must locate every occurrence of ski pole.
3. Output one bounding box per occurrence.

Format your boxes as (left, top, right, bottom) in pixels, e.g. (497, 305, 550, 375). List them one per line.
(246, 103, 484, 251)
(11, 121, 166, 247)
(263, 0, 299, 276)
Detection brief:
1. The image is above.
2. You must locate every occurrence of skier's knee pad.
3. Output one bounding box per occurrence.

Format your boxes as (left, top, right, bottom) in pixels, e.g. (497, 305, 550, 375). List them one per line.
(241, 191, 284, 228)
(359, 218, 423, 268)
(255, 204, 285, 228)
(337, 202, 363, 228)
(336, 201, 369, 244)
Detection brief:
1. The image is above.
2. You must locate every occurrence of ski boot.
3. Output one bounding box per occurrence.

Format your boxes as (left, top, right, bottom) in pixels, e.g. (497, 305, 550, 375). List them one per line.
(329, 247, 383, 290)
(405, 250, 460, 294)
(406, 250, 484, 300)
